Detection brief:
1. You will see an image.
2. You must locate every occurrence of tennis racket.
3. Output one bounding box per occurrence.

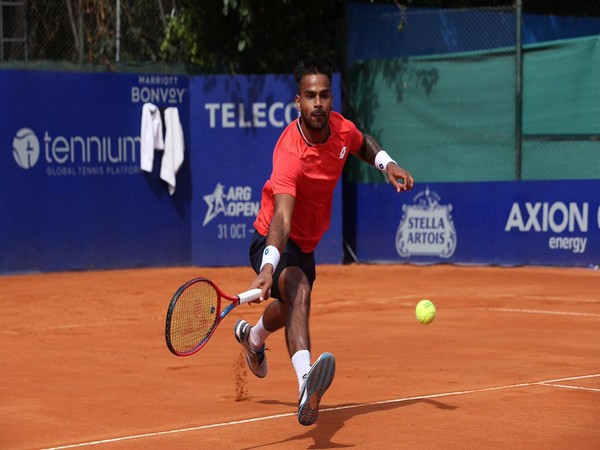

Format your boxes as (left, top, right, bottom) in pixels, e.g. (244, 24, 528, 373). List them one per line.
(165, 277, 261, 356)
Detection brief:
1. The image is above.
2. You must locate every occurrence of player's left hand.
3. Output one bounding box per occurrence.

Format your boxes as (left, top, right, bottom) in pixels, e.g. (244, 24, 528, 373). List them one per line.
(387, 163, 414, 193)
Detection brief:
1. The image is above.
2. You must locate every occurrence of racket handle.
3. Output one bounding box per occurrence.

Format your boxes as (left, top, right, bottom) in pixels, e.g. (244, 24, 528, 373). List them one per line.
(237, 288, 262, 304)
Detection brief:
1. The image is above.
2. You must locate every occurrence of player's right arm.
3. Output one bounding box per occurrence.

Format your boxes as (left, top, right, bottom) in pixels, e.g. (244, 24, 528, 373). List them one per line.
(356, 134, 414, 193)
(251, 193, 295, 300)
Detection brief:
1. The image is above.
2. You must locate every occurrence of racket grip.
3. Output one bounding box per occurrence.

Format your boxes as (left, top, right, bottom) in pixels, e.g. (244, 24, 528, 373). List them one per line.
(237, 288, 262, 304)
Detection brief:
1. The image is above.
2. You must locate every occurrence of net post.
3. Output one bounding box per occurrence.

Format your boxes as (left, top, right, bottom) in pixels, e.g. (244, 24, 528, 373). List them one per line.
(515, 0, 523, 181)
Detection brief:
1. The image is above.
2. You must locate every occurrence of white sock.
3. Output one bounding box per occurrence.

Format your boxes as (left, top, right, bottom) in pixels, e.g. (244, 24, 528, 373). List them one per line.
(249, 317, 271, 350)
(291, 350, 311, 390)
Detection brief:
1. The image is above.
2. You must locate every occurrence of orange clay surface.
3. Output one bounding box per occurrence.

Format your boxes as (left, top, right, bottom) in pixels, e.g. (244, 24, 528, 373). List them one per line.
(1, 264, 599, 450)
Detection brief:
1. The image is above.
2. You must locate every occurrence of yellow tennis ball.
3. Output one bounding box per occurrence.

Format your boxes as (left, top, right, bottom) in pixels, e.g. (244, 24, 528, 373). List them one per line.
(416, 299, 436, 324)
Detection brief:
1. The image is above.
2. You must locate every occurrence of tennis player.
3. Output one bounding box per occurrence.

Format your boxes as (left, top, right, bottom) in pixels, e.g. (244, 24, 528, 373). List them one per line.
(235, 60, 414, 426)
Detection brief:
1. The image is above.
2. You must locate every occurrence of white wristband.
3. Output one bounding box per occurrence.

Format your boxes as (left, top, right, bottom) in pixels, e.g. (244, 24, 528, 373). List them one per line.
(374, 150, 397, 172)
(260, 245, 280, 273)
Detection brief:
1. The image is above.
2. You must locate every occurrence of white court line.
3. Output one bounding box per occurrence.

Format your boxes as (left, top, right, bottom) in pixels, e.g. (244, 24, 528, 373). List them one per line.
(520, 295, 600, 303)
(484, 294, 600, 303)
(480, 307, 600, 318)
(537, 373, 600, 393)
(324, 294, 600, 309)
(540, 383, 600, 393)
(42, 373, 600, 450)
(400, 293, 600, 303)
(1, 319, 140, 335)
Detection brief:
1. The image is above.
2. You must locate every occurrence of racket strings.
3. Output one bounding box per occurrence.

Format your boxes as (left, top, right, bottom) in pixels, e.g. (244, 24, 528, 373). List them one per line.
(169, 281, 219, 354)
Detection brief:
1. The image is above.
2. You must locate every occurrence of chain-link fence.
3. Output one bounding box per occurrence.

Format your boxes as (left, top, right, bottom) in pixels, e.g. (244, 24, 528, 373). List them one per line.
(519, 34, 600, 180)
(343, 4, 600, 182)
(1, 0, 174, 70)
(3, 2, 599, 181)
(344, 5, 518, 183)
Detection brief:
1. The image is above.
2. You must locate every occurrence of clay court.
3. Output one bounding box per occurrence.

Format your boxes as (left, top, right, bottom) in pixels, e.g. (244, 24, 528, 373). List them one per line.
(2, 264, 599, 449)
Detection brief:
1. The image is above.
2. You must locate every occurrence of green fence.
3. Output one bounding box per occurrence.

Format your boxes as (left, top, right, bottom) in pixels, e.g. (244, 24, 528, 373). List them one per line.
(345, 47, 517, 183)
(521, 36, 600, 180)
(344, 9, 600, 184)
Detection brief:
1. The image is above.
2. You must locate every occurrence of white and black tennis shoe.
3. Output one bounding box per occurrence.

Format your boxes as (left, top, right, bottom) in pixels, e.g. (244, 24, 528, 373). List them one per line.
(234, 319, 268, 378)
(298, 352, 336, 426)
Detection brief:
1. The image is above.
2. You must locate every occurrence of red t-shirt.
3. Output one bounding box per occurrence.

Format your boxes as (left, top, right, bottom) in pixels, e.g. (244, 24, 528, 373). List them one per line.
(254, 111, 364, 253)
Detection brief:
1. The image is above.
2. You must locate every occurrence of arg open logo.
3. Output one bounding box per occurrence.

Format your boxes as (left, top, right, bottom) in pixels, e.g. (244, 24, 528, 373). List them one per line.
(202, 183, 259, 226)
(12, 128, 40, 169)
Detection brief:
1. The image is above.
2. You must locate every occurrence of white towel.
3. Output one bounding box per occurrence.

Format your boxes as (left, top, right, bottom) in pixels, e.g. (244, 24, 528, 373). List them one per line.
(140, 103, 164, 172)
(161, 107, 185, 195)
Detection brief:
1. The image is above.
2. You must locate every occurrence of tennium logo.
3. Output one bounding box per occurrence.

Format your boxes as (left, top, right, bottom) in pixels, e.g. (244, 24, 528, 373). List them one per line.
(13, 128, 40, 169)
(11, 127, 141, 176)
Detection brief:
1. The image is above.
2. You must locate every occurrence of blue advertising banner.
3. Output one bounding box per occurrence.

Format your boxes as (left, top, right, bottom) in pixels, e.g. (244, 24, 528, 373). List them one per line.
(0, 70, 191, 273)
(4, 69, 593, 273)
(352, 180, 600, 267)
(188, 74, 344, 267)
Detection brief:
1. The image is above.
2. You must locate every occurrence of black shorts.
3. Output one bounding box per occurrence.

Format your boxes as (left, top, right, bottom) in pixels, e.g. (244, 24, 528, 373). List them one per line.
(249, 231, 316, 301)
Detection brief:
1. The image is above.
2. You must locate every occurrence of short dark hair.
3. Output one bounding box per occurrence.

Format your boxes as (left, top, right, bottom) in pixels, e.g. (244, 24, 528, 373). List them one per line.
(294, 60, 333, 89)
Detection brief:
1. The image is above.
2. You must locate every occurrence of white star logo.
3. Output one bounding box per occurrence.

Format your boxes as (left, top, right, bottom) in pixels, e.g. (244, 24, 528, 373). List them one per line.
(203, 183, 227, 226)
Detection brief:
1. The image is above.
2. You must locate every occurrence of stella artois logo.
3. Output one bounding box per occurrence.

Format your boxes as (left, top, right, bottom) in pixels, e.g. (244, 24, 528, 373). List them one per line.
(396, 187, 457, 258)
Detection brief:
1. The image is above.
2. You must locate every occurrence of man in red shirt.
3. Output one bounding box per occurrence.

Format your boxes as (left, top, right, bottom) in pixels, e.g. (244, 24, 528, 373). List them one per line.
(234, 60, 414, 426)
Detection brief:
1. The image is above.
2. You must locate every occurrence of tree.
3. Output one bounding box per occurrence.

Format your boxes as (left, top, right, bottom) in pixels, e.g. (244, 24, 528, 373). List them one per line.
(20, 0, 167, 67)
(12, 1, 600, 71)
(161, 0, 345, 73)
